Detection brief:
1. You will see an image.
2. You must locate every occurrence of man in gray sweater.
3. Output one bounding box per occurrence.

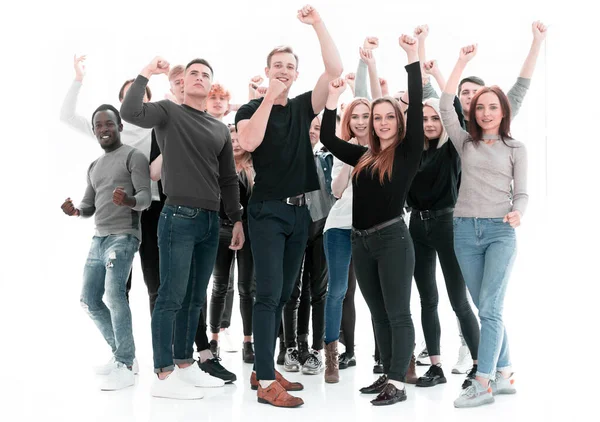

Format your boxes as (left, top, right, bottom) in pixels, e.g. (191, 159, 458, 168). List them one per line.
(61, 104, 151, 391)
(121, 57, 244, 400)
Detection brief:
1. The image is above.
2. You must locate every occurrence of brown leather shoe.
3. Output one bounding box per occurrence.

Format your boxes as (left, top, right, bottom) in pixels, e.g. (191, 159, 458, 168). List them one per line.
(324, 341, 339, 384)
(405, 354, 418, 385)
(250, 370, 304, 391)
(257, 381, 304, 408)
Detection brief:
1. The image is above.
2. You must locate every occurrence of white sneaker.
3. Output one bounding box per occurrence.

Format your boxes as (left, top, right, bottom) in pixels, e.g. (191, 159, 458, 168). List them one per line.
(452, 345, 472, 374)
(220, 328, 238, 353)
(490, 372, 516, 395)
(302, 349, 324, 375)
(453, 380, 494, 408)
(100, 363, 135, 391)
(177, 363, 225, 388)
(151, 369, 204, 400)
(95, 357, 139, 375)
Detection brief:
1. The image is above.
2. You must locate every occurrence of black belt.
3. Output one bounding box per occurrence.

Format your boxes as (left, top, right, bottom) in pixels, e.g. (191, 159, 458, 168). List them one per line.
(411, 207, 454, 220)
(220, 220, 235, 227)
(281, 194, 306, 207)
(352, 215, 404, 237)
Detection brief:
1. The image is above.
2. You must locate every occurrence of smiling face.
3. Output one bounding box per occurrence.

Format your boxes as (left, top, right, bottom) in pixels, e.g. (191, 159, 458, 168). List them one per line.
(349, 103, 370, 139)
(184, 63, 212, 98)
(459, 81, 482, 116)
(474, 92, 504, 134)
(265, 52, 298, 91)
(372, 101, 398, 144)
(92, 110, 122, 150)
(423, 105, 443, 140)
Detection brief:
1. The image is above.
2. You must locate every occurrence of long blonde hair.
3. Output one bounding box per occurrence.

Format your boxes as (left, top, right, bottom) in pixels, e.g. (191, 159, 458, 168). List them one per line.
(229, 125, 255, 190)
(422, 98, 449, 150)
(352, 96, 406, 184)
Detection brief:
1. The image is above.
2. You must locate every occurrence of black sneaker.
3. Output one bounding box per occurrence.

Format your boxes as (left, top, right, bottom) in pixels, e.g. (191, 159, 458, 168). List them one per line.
(462, 364, 478, 389)
(338, 352, 356, 370)
(360, 374, 389, 394)
(198, 356, 237, 383)
(298, 341, 310, 365)
(209, 340, 220, 358)
(373, 358, 384, 374)
(371, 383, 407, 406)
(416, 364, 447, 387)
(276, 341, 286, 365)
(242, 342, 254, 364)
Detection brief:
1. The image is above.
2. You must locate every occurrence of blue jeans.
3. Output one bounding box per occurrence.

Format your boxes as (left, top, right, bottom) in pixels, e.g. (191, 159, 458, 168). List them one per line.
(81, 234, 139, 366)
(323, 228, 352, 345)
(453, 218, 517, 379)
(152, 204, 219, 373)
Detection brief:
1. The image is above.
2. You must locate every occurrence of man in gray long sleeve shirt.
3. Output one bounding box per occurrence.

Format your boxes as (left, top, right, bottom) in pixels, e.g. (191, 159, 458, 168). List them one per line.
(121, 56, 244, 400)
(61, 105, 150, 391)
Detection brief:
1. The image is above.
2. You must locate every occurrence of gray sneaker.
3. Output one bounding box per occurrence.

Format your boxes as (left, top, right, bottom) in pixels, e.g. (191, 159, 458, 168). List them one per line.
(491, 372, 516, 395)
(284, 348, 301, 372)
(302, 350, 324, 375)
(454, 380, 495, 408)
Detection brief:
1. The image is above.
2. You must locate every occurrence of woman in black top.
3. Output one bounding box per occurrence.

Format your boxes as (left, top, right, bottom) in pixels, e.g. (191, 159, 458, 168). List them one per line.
(407, 92, 480, 388)
(319, 35, 423, 406)
(208, 125, 256, 363)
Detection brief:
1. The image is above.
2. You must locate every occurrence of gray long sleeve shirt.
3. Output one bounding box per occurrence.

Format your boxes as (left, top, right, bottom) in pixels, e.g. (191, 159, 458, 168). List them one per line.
(120, 75, 242, 222)
(439, 93, 528, 218)
(79, 144, 151, 240)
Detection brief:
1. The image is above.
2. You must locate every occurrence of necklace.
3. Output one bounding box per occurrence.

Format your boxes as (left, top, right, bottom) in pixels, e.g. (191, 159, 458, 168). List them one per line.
(481, 134, 500, 140)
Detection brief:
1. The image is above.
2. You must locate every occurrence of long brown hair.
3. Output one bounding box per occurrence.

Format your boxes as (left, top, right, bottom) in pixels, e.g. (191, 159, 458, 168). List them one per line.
(341, 98, 371, 141)
(467, 86, 513, 143)
(229, 125, 255, 190)
(352, 96, 406, 184)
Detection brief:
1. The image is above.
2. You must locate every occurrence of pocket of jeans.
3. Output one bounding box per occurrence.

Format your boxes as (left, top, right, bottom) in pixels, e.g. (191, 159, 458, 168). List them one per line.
(248, 202, 265, 219)
(173, 206, 200, 219)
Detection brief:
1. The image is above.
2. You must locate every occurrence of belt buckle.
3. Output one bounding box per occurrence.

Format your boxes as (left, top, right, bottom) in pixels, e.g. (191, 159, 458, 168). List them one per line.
(420, 210, 431, 220)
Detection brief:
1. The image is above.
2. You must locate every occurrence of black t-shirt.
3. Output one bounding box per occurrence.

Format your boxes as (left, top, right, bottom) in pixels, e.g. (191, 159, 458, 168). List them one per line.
(235, 91, 319, 204)
(149, 130, 167, 203)
(407, 96, 465, 211)
(319, 62, 424, 230)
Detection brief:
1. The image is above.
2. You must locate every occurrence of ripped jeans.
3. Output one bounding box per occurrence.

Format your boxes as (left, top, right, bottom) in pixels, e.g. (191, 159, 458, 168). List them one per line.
(81, 234, 139, 366)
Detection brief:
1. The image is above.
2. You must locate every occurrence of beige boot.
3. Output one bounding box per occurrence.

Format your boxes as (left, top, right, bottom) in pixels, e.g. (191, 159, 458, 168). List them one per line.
(324, 341, 340, 383)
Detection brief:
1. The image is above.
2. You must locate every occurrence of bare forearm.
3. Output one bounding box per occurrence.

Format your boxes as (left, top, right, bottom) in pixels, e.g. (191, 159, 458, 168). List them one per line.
(444, 60, 468, 95)
(331, 165, 352, 198)
(431, 71, 446, 91)
(368, 64, 382, 99)
(313, 21, 343, 76)
(150, 155, 162, 181)
(238, 99, 275, 152)
(519, 40, 543, 79)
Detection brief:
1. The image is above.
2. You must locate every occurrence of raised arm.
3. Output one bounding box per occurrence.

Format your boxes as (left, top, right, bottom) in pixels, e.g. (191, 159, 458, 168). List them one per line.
(423, 59, 445, 98)
(59, 55, 94, 137)
(441, 45, 478, 151)
(508, 21, 548, 118)
(398, 35, 424, 154)
(296, 5, 343, 114)
(359, 47, 382, 100)
(248, 75, 264, 101)
(120, 57, 171, 129)
(320, 79, 368, 166)
(237, 79, 287, 152)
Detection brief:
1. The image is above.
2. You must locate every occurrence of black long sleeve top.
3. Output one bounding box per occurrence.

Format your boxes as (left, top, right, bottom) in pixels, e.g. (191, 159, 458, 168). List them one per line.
(319, 62, 424, 230)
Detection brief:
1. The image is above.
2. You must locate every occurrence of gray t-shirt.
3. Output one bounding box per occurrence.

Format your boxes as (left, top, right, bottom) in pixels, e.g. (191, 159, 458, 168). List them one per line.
(440, 92, 528, 218)
(79, 144, 151, 240)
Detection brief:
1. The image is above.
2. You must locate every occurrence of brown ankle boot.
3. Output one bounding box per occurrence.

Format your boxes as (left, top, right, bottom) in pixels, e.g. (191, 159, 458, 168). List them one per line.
(405, 354, 418, 384)
(324, 341, 340, 384)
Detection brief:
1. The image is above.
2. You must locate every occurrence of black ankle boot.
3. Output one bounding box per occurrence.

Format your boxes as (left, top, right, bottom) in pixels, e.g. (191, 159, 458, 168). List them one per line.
(242, 342, 254, 364)
(276, 340, 286, 365)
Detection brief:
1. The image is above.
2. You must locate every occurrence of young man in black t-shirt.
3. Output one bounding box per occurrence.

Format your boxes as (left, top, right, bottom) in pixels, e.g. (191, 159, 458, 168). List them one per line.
(235, 4, 342, 408)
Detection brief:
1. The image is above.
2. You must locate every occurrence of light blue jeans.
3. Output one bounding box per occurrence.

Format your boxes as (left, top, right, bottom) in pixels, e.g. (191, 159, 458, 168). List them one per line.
(81, 234, 139, 367)
(453, 218, 516, 379)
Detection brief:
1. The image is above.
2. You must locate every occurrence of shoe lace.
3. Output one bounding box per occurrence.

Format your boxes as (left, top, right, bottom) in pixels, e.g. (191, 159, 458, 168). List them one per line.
(305, 351, 321, 366)
(288, 349, 300, 362)
(460, 383, 477, 398)
(373, 375, 388, 387)
(208, 356, 224, 368)
(423, 365, 438, 378)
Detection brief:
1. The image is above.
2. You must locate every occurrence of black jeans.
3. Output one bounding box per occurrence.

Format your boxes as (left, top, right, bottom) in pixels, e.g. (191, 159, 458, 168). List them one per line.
(194, 297, 209, 352)
(209, 222, 255, 336)
(409, 211, 479, 357)
(283, 218, 328, 351)
(352, 219, 415, 382)
(249, 200, 310, 380)
(221, 269, 235, 328)
(125, 200, 163, 312)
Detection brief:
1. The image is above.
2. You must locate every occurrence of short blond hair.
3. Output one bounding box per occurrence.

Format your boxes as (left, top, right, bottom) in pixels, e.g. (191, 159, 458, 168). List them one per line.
(266, 46, 299, 70)
(168, 65, 185, 81)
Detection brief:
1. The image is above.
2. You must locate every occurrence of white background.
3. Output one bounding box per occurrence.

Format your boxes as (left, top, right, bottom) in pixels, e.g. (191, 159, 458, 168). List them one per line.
(1, 0, 598, 420)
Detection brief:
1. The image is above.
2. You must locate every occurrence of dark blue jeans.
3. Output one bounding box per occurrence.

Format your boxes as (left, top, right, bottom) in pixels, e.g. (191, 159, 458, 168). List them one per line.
(152, 204, 219, 373)
(249, 200, 310, 380)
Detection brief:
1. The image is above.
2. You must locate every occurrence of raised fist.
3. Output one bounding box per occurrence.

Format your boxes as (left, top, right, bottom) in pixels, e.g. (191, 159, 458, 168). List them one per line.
(423, 59, 439, 75)
(532, 20, 548, 42)
(344, 72, 356, 89)
(256, 86, 268, 98)
(249, 75, 264, 89)
(61, 198, 79, 216)
(399, 35, 418, 53)
(359, 47, 376, 67)
(459, 44, 478, 62)
(297, 5, 322, 25)
(328, 78, 347, 97)
(265, 78, 287, 100)
(363, 37, 379, 50)
(146, 56, 170, 76)
(73, 54, 86, 82)
(414, 25, 429, 41)
(379, 77, 389, 96)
